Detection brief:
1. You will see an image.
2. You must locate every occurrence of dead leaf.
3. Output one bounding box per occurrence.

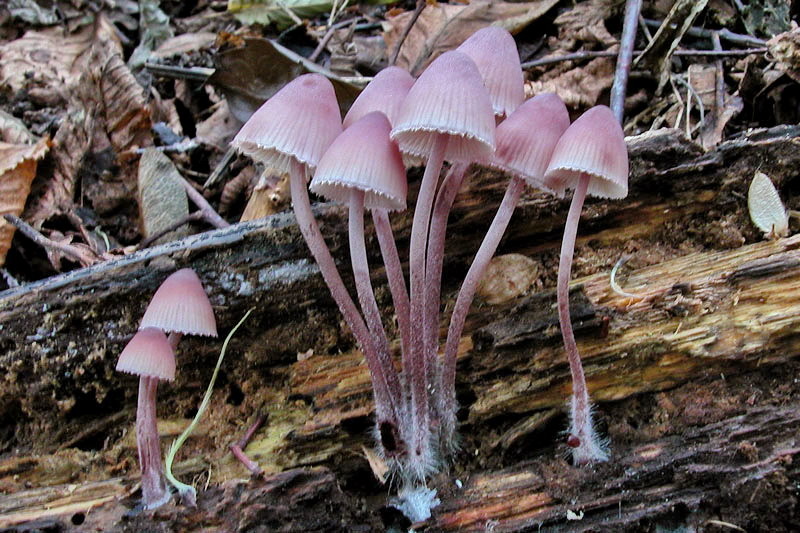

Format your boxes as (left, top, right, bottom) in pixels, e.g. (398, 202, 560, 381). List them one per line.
(228, 0, 395, 29)
(0, 137, 50, 266)
(768, 26, 800, 83)
(22, 16, 151, 236)
(0, 111, 38, 145)
(383, 0, 559, 76)
(209, 38, 362, 124)
(137, 149, 190, 245)
(551, 0, 619, 50)
(634, 0, 710, 91)
(153, 32, 218, 59)
(196, 100, 240, 150)
(526, 57, 615, 109)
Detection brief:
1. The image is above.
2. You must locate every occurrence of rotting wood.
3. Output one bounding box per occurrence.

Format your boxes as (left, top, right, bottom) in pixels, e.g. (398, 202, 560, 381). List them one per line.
(1, 126, 800, 530)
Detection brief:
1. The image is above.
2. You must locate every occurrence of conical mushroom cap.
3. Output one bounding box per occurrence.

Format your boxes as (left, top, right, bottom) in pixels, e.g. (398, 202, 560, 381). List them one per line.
(116, 327, 176, 381)
(391, 51, 495, 163)
(542, 105, 629, 199)
(457, 27, 525, 118)
(232, 74, 342, 173)
(343, 67, 415, 129)
(311, 112, 407, 211)
(490, 93, 570, 192)
(140, 268, 218, 337)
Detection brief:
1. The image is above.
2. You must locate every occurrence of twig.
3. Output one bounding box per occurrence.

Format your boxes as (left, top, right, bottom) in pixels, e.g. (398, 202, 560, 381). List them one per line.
(643, 18, 766, 48)
(2, 214, 99, 267)
(275, 0, 303, 26)
(204, 146, 238, 189)
(143, 63, 215, 81)
(137, 212, 206, 250)
(229, 412, 268, 476)
(0, 269, 20, 288)
(309, 18, 358, 64)
(389, 0, 426, 66)
(610, 0, 643, 123)
(179, 177, 231, 229)
(520, 47, 766, 69)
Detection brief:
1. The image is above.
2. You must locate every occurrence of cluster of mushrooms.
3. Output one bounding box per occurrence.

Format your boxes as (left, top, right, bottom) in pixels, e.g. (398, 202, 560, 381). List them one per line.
(231, 25, 628, 485)
(116, 25, 629, 510)
(116, 268, 217, 509)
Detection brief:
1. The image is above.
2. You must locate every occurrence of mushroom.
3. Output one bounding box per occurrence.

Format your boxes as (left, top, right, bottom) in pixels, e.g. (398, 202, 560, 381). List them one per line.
(116, 327, 176, 510)
(390, 50, 494, 479)
(342, 66, 415, 365)
(542, 105, 629, 465)
(310, 111, 408, 453)
(231, 74, 405, 441)
(139, 268, 218, 349)
(438, 93, 570, 454)
(423, 27, 526, 389)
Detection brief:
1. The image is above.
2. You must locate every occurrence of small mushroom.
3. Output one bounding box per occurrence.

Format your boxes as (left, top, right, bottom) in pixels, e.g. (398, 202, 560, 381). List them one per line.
(116, 327, 176, 510)
(139, 267, 218, 349)
(542, 105, 629, 465)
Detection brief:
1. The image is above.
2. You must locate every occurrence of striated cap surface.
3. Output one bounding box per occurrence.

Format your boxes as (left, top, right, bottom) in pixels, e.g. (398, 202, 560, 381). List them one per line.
(311, 112, 407, 211)
(116, 327, 176, 381)
(391, 51, 495, 163)
(490, 93, 569, 192)
(542, 105, 628, 199)
(344, 67, 415, 129)
(140, 268, 218, 337)
(232, 74, 342, 173)
(457, 27, 525, 118)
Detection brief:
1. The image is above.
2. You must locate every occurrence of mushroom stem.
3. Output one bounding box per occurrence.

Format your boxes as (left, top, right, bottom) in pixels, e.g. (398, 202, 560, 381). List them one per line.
(407, 134, 448, 477)
(557, 173, 608, 464)
(136, 376, 171, 510)
(348, 189, 398, 404)
(423, 161, 468, 395)
(289, 160, 403, 436)
(373, 208, 411, 367)
(439, 176, 525, 452)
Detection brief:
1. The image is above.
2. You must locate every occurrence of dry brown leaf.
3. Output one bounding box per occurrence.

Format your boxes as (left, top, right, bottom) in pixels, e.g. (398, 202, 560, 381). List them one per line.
(383, 0, 559, 76)
(23, 16, 151, 234)
(153, 32, 217, 59)
(0, 111, 38, 145)
(634, 0, 710, 91)
(768, 25, 800, 83)
(196, 100, 240, 150)
(525, 57, 615, 109)
(551, 0, 619, 51)
(0, 137, 50, 266)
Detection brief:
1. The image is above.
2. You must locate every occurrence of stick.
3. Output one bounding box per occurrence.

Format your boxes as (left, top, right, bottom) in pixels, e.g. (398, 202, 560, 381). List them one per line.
(2, 214, 99, 267)
(389, 0, 426, 66)
(179, 177, 230, 229)
(610, 0, 642, 123)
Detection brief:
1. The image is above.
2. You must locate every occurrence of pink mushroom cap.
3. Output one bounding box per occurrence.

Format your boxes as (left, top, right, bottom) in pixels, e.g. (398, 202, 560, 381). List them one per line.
(231, 73, 343, 173)
(311, 112, 407, 211)
(542, 105, 629, 199)
(343, 66, 415, 129)
(490, 93, 570, 192)
(140, 268, 218, 337)
(390, 51, 495, 163)
(457, 26, 525, 118)
(116, 327, 176, 381)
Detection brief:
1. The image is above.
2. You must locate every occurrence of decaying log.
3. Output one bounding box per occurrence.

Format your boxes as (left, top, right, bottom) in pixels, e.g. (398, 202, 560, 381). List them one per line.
(1, 126, 799, 530)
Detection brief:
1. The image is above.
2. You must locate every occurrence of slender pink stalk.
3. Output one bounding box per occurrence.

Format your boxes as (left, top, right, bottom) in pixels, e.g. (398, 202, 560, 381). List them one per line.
(407, 135, 447, 476)
(137, 376, 171, 509)
(439, 176, 525, 451)
(557, 173, 608, 464)
(348, 189, 396, 398)
(422, 162, 468, 394)
(373, 209, 411, 364)
(289, 160, 403, 434)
